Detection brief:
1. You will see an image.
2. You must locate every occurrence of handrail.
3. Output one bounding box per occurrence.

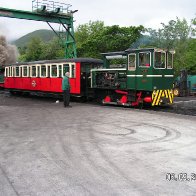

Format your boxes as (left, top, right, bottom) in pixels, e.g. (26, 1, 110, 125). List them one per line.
(32, 0, 72, 14)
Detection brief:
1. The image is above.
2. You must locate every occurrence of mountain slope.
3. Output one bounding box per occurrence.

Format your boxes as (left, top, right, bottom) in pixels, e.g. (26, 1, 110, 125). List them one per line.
(13, 29, 56, 47)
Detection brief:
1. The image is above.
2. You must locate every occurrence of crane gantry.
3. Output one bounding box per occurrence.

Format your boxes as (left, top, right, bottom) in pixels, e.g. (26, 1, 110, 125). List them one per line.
(0, 0, 78, 58)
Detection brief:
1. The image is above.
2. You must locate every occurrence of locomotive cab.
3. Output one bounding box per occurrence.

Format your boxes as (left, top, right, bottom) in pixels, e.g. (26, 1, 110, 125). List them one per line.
(91, 48, 175, 107)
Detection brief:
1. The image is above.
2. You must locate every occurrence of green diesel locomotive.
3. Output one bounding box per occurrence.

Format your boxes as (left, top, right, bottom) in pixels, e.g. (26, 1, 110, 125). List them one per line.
(91, 48, 175, 107)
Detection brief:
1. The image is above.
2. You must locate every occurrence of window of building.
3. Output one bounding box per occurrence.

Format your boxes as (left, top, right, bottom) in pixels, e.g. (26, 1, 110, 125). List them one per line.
(128, 54, 136, 70)
(154, 52, 166, 69)
(167, 52, 173, 69)
(139, 52, 151, 67)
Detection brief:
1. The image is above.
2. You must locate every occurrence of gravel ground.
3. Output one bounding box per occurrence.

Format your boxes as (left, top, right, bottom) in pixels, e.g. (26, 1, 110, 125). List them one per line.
(0, 92, 196, 196)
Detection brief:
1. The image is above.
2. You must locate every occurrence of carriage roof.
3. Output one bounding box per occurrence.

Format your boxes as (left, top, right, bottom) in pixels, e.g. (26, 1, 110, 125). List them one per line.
(6, 58, 103, 66)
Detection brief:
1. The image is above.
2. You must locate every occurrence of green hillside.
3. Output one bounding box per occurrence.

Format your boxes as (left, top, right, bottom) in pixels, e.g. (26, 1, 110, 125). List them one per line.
(13, 29, 56, 47)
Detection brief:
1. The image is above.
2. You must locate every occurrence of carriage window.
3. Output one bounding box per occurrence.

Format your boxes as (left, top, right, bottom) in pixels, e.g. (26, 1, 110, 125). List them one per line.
(9, 67, 11, 77)
(19, 67, 22, 77)
(9, 67, 12, 77)
(167, 52, 173, 69)
(155, 52, 166, 69)
(37, 66, 40, 77)
(47, 66, 50, 77)
(12, 67, 14, 76)
(128, 54, 136, 70)
(63, 64, 69, 76)
(4, 67, 6, 77)
(31, 66, 36, 77)
(5, 67, 9, 77)
(41, 65, 47, 77)
(13, 67, 15, 77)
(70, 64, 76, 78)
(139, 52, 151, 67)
(15, 67, 20, 77)
(9, 67, 13, 77)
(23, 66, 28, 77)
(8, 67, 10, 77)
(58, 65, 62, 77)
(51, 65, 57, 77)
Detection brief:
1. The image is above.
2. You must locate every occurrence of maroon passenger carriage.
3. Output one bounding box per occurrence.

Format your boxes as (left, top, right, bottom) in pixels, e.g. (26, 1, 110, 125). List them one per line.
(4, 58, 103, 98)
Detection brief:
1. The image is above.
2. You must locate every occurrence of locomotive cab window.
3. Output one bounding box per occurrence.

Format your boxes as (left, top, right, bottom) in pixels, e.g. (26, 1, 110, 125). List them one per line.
(106, 55, 127, 68)
(167, 52, 173, 69)
(139, 52, 151, 67)
(154, 52, 166, 69)
(128, 54, 136, 70)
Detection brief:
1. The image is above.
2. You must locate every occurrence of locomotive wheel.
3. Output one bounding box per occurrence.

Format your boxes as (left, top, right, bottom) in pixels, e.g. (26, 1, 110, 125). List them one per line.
(173, 88, 179, 97)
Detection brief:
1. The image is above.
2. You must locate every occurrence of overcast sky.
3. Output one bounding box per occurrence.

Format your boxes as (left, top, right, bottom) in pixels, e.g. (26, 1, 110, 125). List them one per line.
(0, 0, 195, 41)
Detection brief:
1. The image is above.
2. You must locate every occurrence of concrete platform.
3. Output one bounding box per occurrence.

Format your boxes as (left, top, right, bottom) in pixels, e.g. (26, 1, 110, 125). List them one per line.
(0, 94, 196, 196)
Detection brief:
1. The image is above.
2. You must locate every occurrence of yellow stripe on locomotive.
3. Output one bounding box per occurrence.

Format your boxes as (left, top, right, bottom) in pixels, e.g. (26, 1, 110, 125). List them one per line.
(152, 89, 174, 106)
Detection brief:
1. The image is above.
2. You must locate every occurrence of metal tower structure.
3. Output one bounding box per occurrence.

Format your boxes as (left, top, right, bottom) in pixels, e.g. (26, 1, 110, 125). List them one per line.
(0, 0, 77, 59)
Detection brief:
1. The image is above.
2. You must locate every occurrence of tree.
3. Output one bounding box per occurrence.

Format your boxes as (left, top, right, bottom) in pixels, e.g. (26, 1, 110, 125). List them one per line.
(146, 17, 196, 75)
(75, 21, 105, 58)
(18, 37, 65, 62)
(175, 38, 196, 74)
(25, 37, 44, 61)
(40, 38, 64, 60)
(75, 21, 144, 58)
